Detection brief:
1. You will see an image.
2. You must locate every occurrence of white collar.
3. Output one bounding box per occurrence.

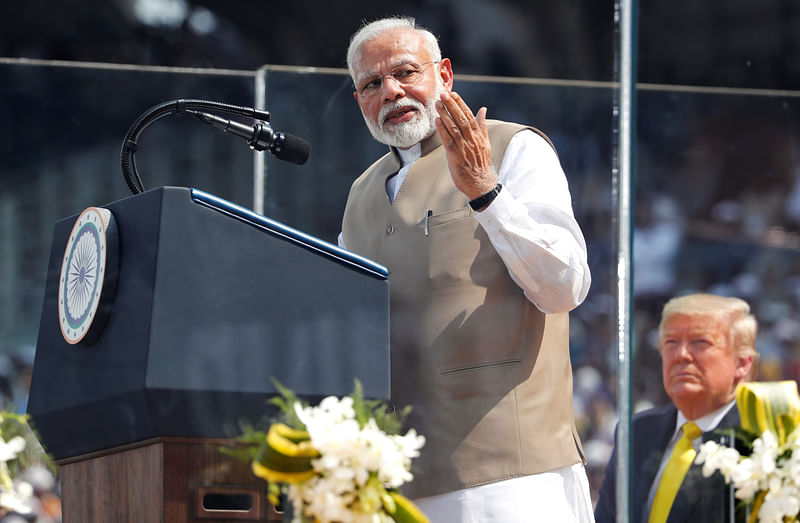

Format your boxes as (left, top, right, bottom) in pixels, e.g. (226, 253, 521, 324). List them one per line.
(675, 399, 736, 438)
(396, 143, 422, 167)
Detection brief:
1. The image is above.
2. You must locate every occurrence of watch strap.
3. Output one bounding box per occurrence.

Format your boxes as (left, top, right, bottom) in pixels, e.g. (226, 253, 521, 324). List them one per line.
(469, 183, 503, 211)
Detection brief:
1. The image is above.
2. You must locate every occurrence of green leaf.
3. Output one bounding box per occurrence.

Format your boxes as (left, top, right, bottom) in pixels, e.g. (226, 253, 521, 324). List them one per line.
(219, 423, 268, 463)
(351, 378, 370, 428)
(268, 377, 307, 430)
(348, 378, 411, 434)
(0, 411, 57, 477)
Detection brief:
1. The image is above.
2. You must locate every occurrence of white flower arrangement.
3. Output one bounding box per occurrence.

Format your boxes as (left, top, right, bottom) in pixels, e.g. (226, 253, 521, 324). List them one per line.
(697, 429, 800, 523)
(0, 411, 58, 520)
(229, 380, 428, 523)
(695, 381, 800, 523)
(0, 434, 36, 516)
(285, 396, 426, 523)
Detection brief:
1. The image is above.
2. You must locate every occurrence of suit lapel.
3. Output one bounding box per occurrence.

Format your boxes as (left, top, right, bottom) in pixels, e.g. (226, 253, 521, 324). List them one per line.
(632, 406, 678, 523)
(704, 406, 740, 447)
(667, 405, 740, 522)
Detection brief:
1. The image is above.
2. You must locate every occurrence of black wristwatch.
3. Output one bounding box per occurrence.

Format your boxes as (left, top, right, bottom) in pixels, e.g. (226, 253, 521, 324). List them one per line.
(469, 183, 503, 211)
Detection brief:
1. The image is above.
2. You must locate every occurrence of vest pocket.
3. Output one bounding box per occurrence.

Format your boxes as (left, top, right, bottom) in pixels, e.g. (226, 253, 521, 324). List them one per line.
(423, 208, 484, 282)
(420, 206, 472, 231)
(439, 359, 521, 400)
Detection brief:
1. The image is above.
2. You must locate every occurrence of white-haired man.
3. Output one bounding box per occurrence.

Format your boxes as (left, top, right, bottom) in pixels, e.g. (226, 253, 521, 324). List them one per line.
(339, 16, 593, 522)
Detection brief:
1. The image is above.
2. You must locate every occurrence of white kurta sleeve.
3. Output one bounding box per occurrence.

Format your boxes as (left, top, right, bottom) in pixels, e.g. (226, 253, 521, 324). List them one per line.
(474, 130, 591, 313)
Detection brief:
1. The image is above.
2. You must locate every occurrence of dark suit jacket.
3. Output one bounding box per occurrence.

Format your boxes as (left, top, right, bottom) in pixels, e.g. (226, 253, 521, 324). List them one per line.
(594, 404, 739, 523)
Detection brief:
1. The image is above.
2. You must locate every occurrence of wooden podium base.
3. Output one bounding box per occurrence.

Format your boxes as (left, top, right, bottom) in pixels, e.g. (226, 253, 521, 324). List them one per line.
(58, 437, 283, 522)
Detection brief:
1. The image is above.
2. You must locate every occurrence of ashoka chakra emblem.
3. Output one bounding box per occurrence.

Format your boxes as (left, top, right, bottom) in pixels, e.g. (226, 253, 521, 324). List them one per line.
(58, 207, 117, 345)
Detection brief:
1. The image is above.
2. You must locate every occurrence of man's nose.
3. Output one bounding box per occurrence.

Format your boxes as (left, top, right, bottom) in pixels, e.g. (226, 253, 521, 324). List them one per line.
(381, 75, 406, 101)
(674, 341, 693, 360)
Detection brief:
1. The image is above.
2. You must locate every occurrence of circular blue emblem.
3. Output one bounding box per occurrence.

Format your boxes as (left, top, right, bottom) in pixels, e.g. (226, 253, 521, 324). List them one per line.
(58, 207, 118, 345)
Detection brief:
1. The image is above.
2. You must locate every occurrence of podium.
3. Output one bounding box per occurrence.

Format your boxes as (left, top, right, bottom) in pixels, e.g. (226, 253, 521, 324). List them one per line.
(27, 187, 390, 522)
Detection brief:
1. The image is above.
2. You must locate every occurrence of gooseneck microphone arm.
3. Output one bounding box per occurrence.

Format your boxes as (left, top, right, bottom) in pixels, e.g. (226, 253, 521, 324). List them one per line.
(120, 99, 310, 195)
(120, 99, 271, 195)
(183, 110, 311, 166)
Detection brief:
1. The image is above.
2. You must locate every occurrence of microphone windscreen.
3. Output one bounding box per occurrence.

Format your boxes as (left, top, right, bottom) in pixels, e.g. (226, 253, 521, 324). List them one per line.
(275, 132, 311, 165)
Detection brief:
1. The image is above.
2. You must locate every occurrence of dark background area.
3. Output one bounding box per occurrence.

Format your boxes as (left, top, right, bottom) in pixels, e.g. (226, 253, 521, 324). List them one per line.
(2, 1, 613, 79)
(2, 0, 799, 90)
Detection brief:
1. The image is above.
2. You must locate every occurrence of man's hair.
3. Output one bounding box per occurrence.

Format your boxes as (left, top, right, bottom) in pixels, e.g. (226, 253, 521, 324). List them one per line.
(346, 15, 442, 83)
(659, 292, 759, 377)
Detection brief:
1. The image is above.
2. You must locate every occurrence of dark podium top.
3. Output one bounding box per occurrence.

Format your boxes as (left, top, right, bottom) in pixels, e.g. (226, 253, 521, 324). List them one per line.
(28, 186, 390, 460)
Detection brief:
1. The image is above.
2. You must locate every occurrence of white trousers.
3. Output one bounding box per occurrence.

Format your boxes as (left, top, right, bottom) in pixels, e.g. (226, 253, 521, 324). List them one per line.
(413, 463, 595, 523)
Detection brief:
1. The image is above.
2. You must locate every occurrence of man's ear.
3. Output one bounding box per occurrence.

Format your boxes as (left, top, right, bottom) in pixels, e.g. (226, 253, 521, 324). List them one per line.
(735, 355, 755, 380)
(438, 58, 454, 91)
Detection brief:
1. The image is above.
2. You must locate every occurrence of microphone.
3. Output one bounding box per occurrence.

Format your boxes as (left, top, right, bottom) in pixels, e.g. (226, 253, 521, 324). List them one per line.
(189, 110, 311, 165)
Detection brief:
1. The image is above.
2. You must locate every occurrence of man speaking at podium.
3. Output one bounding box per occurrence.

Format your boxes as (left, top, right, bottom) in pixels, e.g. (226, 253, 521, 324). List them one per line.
(338, 16, 593, 522)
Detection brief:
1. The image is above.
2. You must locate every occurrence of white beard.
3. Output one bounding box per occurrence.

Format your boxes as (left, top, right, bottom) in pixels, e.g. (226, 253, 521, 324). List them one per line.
(362, 81, 445, 149)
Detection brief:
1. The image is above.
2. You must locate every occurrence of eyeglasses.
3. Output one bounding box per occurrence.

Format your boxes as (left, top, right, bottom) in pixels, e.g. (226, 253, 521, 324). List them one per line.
(355, 61, 439, 97)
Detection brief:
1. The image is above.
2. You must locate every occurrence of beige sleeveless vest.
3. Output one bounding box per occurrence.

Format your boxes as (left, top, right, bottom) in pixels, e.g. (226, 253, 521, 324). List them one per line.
(341, 120, 584, 498)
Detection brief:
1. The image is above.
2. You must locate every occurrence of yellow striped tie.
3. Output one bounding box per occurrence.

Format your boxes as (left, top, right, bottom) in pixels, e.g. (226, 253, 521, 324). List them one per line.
(648, 421, 702, 523)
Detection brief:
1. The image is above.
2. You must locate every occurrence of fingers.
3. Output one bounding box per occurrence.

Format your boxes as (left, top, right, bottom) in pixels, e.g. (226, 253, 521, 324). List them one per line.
(434, 114, 455, 146)
(435, 91, 468, 131)
(434, 91, 495, 199)
(475, 106, 487, 128)
(435, 91, 487, 142)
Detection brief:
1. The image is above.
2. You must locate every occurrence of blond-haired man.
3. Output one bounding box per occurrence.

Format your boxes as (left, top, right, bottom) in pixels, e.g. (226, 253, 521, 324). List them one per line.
(595, 293, 758, 522)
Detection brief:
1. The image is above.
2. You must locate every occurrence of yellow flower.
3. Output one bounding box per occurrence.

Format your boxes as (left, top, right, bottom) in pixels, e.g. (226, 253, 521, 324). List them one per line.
(385, 491, 430, 523)
(251, 423, 320, 483)
(736, 381, 800, 446)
